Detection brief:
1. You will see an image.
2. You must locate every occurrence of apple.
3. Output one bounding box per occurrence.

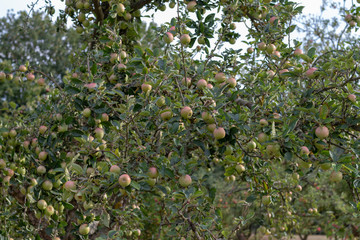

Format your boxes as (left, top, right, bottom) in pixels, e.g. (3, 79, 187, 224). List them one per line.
(295, 185, 302, 192)
(5, 169, 14, 177)
(315, 126, 329, 139)
(79, 224, 90, 235)
(215, 72, 226, 83)
(197, 79, 207, 89)
(141, 83, 152, 93)
(259, 119, 268, 126)
(207, 123, 216, 132)
(350, 21, 356, 27)
(124, 12, 132, 21)
(169, 2, 176, 8)
(279, 69, 289, 75)
(37, 199, 47, 210)
(26, 73, 35, 81)
(156, 96, 166, 107)
(44, 205, 55, 217)
(163, 32, 174, 44)
(269, 16, 279, 24)
(294, 48, 303, 56)
(348, 94, 356, 102)
(320, 162, 332, 170)
(119, 174, 131, 187)
(19, 65, 27, 72)
(292, 173, 300, 180)
(300, 146, 310, 156)
(83, 108, 91, 118)
(179, 175, 192, 187)
(147, 178, 156, 186)
(247, 140, 257, 151)
(110, 165, 121, 174)
(227, 77, 236, 88)
(101, 113, 109, 122)
(148, 167, 158, 178)
(202, 112, 214, 123)
(0, 72, 5, 81)
(94, 128, 104, 140)
(117, 3, 125, 14)
(6, 73, 13, 80)
(272, 51, 281, 58)
(266, 144, 279, 157)
(38, 151, 48, 161)
(305, 67, 317, 77)
(160, 110, 172, 121)
(213, 127, 226, 139)
(9, 129, 17, 138)
(267, 70, 275, 77)
(257, 133, 268, 143)
(345, 14, 352, 22)
(0, 159, 5, 169)
(110, 53, 119, 63)
(262, 195, 271, 205)
(247, 47, 254, 54)
(235, 164, 245, 173)
(42, 180, 53, 191)
(266, 44, 276, 54)
(64, 181, 76, 191)
(207, 83, 213, 89)
(230, 23, 236, 30)
(133, 229, 141, 237)
(187, 1, 197, 12)
(180, 106, 193, 119)
(182, 77, 191, 86)
(198, 36, 205, 44)
(329, 171, 343, 182)
(37, 165, 46, 175)
(258, 42, 267, 50)
(180, 34, 191, 45)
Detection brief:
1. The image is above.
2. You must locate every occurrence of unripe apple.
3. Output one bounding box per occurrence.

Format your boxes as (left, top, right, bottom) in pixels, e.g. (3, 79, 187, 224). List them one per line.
(305, 67, 317, 77)
(147, 178, 156, 187)
(315, 126, 329, 139)
(64, 181, 76, 191)
(124, 13, 132, 21)
(235, 164, 245, 173)
(247, 140, 256, 150)
(156, 96, 166, 107)
(198, 36, 205, 44)
(148, 167, 158, 178)
(180, 106, 193, 119)
(5, 168, 14, 177)
(9, 129, 17, 138)
(179, 174, 192, 187)
(259, 119, 268, 126)
(330, 171, 343, 182)
(294, 48, 303, 56)
(86, 167, 95, 175)
(262, 195, 271, 205)
(272, 51, 281, 58)
(110, 165, 121, 174)
(187, 1, 197, 12)
(37, 165, 46, 175)
(19, 65, 27, 72)
(213, 127, 226, 139)
(160, 110, 172, 121)
(37, 199, 47, 210)
(94, 128, 104, 140)
(300, 146, 310, 156)
(227, 77, 236, 88)
(202, 112, 214, 123)
(38, 151, 48, 161)
(180, 34, 191, 45)
(215, 72, 226, 83)
(45, 205, 55, 216)
(83, 108, 91, 117)
(169, 2, 176, 8)
(207, 123, 216, 132)
(266, 144, 279, 157)
(133, 229, 141, 237)
(348, 94, 356, 102)
(117, 3, 125, 14)
(320, 162, 332, 170)
(141, 83, 152, 93)
(119, 174, 131, 187)
(163, 32, 174, 44)
(197, 79, 207, 89)
(266, 44, 276, 54)
(258, 42, 267, 51)
(42, 180, 53, 191)
(79, 224, 90, 235)
(257, 133, 268, 143)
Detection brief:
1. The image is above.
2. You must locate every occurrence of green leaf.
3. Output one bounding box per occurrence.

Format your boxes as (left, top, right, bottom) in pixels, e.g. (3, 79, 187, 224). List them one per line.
(307, 47, 316, 58)
(130, 181, 140, 190)
(101, 212, 110, 228)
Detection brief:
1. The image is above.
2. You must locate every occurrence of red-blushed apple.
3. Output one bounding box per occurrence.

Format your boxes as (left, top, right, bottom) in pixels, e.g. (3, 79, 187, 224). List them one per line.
(45, 205, 55, 216)
(26, 73, 35, 81)
(247, 47, 254, 53)
(37, 165, 46, 175)
(315, 126, 329, 139)
(262, 195, 271, 205)
(5, 168, 14, 177)
(101, 113, 109, 122)
(119, 174, 131, 187)
(83, 108, 91, 117)
(213, 127, 226, 139)
(329, 171, 343, 182)
(272, 51, 281, 58)
(257, 133, 268, 143)
(3, 176, 11, 184)
(182, 77, 191, 86)
(148, 167, 158, 178)
(163, 32, 174, 44)
(207, 83, 213, 89)
(305, 67, 317, 77)
(259, 119, 268, 126)
(180, 34, 191, 45)
(94, 128, 104, 140)
(63, 180, 76, 191)
(197, 79, 207, 89)
(215, 72, 226, 83)
(258, 42, 267, 51)
(300, 146, 310, 156)
(84, 82, 97, 90)
(79, 224, 90, 235)
(294, 48, 303, 56)
(110, 165, 121, 174)
(279, 69, 289, 75)
(207, 123, 216, 132)
(19, 65, 27, 72)
(141, 83, 152, 93)
(133, 229, 141, 237)
(235, 164, 245, 173)
(295, 185, 302, 192)
(179, 175, 192, 187)
(37, 199, 47, 210)
(38, 151, 48, 161)
(180, 106, 193, 119)
(117, 3, 125, 14)
(267, 70, 275, 77)
(269, 16, 279, 24)
(227, 77, 236, 88)
(348, 94, 356, 102)
(23, 140, 30, 149)
(160, 109, 172, 121)
(266, 44, 276, 54)
(187, 1, 197, 12)
(42, 180, 53, 191)
(350, 21, 356, 27)
(37, 78, 45, 86)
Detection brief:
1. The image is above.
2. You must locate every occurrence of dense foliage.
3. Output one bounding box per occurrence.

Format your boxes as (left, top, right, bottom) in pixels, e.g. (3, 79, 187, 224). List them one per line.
(0, 0, 360, 239)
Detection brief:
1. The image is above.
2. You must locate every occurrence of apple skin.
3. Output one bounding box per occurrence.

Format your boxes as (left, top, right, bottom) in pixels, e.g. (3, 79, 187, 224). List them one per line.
(269, 16, 279, 24)
(9, 129, 17, 138)
(37, 165, 46, 175)
(329, 171, 343, 182)
(187, 1, 197, 12)
(215, 72, 226, 83)
(160, 110, 173, 121)
(179, 175, 192, 187)
(202, 112, 214, 124)
(141, 83, 152, 93)
(148, 167, 158, 178)
(348, 94, 356, 102)
(294, 48, 303, 56)
(259, 119, 268, 127)
(110, 165, 121, 174)
(37, 199, 47, 210)
(180, 34, 191, 45)
(180, 106, 193, 119)
(42, 180, 53, 191)
(247, 47, 254, 54)
(247, 140, 256, 150)
(63, 181, 76, 191)
(197, 79, 207, 89)
(235, 164, 245, 173)
(38, 151, 48, 161)
(119, 174, 131, 187)
(213, 127, 226, 140)
(94, 128, 105, 140)
(320, 162, 332, 170)
(279, 69, 289, 75)
(182, 77, 191, 86)
(83, 108, 91, 118)
(0, 72, 6, 81)
(300, 146, 310, 156)
(0, 159, 5, 169)
(19, 65, 27, 72)
(163, 32, 174, 44)
(266, 44, 276, 54)
(79, 224, 90, 235)
(258, 42, 267, 51)
(305, 67, 317, 77)
(315, 126, 329, 139)
(45, 205, 55, 216)
(207, 124, 216, 132)
(227, 77, 236, 88)
(257, 133, 268, 143)
(295, 185, 302, 192)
